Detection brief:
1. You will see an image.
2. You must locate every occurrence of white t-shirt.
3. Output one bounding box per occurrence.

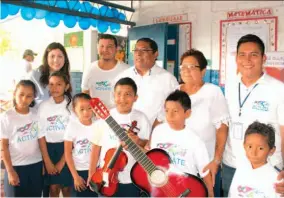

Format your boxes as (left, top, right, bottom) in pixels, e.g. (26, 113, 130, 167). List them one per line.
(0, 108, 42, 166)
(64, 119, 95, 171)
(229, 157, 280, 198)
(81, 60, 129, 109)
(114, 64, 179, 126)
(37, 97, 71, 143)
(150, 123, 210, 178)
(179, 83, 230, 160)
(224, 73, 284, 168)
(91, 108, 151, 184)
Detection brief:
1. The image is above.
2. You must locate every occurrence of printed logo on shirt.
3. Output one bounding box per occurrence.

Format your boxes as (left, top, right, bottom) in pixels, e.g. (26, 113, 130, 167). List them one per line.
(252, 101, 269, 112)
(75, 138, 91, 155)
(237, 185, 267, 197)
(17, 122, 38, 143)
(46, 115, 69, 132)
(96, 81, 111, 91)
(157, 143, 186, 166)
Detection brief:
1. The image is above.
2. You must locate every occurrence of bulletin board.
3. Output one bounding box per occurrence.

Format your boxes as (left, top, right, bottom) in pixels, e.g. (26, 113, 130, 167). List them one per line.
(219, 16, 278, 87)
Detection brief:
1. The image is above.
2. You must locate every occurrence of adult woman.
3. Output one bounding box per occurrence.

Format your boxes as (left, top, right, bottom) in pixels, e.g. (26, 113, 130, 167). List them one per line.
(179, 49, 230, 197)
(29, 42, 75, 105)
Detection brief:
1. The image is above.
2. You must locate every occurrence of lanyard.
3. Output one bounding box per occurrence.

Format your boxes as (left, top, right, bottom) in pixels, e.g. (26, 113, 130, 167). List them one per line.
(238, 83, 259, 116)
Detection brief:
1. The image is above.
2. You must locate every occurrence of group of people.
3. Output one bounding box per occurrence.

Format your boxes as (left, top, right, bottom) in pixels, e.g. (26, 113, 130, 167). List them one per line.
(0, 33, 284, 198)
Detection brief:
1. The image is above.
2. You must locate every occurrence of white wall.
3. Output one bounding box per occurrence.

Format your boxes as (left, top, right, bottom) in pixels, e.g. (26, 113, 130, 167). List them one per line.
(131, 1, 284, 70)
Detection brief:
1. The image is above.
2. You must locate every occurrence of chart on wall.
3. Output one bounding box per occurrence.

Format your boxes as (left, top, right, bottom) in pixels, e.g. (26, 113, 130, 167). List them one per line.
(219, 17, 277, 88)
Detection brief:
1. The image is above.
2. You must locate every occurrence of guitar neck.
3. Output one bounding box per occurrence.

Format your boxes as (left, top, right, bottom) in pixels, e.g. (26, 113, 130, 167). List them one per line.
(105, 116, 156, 174)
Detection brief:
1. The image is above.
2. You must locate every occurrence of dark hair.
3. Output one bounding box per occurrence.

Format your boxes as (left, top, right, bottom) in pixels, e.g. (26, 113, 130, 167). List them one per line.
(244, 121, 275, 149)
(114, 77, 137, 95)
(98, 34, 118, 47)
(165, 90, 191, 111)
(39, 42, 71, 88)
(72, 93, 91, 108)
(14, 80, 37, 108)
(49, 71, 72, 112)
(136, 38, 158, 53)
(237, 34, 265, 56)
(180, 48, 207, 71)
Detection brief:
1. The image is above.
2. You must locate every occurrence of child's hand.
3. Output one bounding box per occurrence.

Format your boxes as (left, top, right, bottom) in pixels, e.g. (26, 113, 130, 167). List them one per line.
(128, 132, 139, 144)
(8, 171, 20, 186)
(55, 161, 65, 174)
(46, 162, 58, 175)
(74, 175, 87, 192)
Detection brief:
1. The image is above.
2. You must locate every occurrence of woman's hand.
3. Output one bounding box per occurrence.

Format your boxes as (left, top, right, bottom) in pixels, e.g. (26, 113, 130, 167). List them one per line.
(8, 171, 20, 186)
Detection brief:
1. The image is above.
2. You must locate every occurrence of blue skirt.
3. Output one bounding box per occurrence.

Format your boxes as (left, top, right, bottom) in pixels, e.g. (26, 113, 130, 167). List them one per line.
(44, 142, 73, 187)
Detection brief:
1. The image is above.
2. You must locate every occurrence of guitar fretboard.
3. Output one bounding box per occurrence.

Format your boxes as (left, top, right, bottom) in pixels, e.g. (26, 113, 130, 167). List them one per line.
(106, 116, 157, 175)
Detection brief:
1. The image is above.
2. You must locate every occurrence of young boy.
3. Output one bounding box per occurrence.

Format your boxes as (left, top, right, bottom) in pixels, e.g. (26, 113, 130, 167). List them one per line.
(88, 77, 151, 197)
(229, 121, 280, 197)
(149, 90, 214, 197)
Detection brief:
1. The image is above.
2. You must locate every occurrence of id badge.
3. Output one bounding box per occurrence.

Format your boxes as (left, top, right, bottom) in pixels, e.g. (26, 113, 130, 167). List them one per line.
(232, 122, 243, 140)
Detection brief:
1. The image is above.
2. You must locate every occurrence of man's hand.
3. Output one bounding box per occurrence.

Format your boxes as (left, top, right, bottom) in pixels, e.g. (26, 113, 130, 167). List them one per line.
(203, 159, 220, 186)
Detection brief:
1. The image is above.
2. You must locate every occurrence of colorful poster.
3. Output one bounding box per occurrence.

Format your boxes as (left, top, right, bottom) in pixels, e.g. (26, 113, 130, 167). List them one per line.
(264, 51, 284, 82)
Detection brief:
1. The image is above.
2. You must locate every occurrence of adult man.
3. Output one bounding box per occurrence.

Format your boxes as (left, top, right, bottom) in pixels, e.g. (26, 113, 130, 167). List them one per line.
(81, 34, 129, 108)
(15, 49, 37, 83)
(222, 34, 284, 196)
(114, 38, 179, 127)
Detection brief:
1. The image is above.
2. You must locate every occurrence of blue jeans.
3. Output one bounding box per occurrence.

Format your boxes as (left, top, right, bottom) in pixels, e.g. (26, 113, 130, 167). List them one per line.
(214, 168, 222, 197)
(221, 163, 236, 197)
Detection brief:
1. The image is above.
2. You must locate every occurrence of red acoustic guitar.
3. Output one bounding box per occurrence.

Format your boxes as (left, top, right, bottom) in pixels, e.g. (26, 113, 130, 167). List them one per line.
(90, 98, 208, 197)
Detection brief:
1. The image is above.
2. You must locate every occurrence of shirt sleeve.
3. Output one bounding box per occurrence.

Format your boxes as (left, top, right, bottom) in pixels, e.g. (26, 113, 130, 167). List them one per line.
(81, 66, 92, 91)
(210, 86, 230, 129)
(0, 113, 9, 139)
(193, 138, 210, 178)
(63, 122, 74, 141)
(37, 108, 46, 139)
(150, 127, 159, 149)
(90, 120, 105, 146)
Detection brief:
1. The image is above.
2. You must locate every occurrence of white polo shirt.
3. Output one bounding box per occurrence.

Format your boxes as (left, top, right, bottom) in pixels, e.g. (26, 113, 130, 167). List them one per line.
(81, 60, 129, 109)
(114, 64, 179, 126)
(223, 73, 284, 168)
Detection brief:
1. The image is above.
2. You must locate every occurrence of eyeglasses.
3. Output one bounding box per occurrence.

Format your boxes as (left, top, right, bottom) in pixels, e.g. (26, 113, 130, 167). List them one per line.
(179, 64, 200, 71)
(132, 48, 153, 53)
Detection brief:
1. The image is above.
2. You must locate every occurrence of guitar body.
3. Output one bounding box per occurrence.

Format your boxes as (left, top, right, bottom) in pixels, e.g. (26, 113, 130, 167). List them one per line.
(131, 149, 208, 197)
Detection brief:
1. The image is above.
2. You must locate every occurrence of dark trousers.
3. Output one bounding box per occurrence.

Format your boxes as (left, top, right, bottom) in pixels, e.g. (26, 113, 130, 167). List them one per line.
(221, 163, 236, 197)
(112, 183, 141, 197)
(214, 167, 222, 197)
(4, 161, 43, 197)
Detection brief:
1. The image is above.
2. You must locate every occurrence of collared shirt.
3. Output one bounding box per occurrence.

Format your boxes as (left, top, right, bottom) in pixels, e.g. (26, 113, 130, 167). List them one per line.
(223, 73, 284, 168)
(114, 64, 179, 126)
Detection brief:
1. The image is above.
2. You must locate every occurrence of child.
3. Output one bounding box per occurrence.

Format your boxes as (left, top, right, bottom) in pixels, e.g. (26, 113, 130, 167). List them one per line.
(64, 93, 98, 197)
(38, 71, 73, 197)
(88, 77, 151, 197)
(149, 90, 214, 197)
(0, 80, 43, 197)
(229, 121, 280, 197)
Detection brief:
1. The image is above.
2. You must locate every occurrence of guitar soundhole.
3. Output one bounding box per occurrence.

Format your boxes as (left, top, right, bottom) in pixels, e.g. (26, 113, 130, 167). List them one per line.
(149, 169, 168, 187)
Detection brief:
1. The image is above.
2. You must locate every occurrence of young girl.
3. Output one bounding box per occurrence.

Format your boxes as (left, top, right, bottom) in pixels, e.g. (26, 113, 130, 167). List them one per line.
(38, 71, 73, 197)
(28, 42, 75, 105)
(0, 80, 43, 197)
(64, 93, 98, 197)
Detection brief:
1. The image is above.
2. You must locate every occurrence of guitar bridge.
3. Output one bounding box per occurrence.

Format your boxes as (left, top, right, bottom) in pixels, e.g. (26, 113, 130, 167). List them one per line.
(179, 189, 191, 197)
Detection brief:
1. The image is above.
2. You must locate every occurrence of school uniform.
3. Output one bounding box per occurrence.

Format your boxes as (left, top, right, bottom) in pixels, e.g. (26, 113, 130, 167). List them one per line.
(64, 118, 98, 197)
(38, 97, 73, 187)
(91, 108, 151, 197)
(0, 108, 43, 197)
(150, 123, 210, 178)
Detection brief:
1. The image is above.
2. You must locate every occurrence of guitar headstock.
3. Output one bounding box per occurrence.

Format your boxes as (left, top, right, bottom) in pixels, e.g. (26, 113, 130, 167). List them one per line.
(90, 98, 110, 120)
